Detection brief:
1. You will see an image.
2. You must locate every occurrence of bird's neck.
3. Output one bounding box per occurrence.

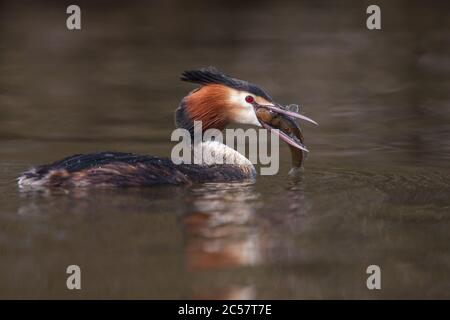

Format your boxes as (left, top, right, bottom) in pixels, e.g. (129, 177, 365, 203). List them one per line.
(192, 140, 254, 168)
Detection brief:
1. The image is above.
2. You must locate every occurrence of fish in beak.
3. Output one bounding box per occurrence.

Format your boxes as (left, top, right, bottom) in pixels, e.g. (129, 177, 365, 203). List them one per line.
(254, 103, 318, 153)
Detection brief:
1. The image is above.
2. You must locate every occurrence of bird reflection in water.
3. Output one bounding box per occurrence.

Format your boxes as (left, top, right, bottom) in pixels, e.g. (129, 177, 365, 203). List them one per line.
(179, 175, 311, 299)
(180, 182, 263, 299)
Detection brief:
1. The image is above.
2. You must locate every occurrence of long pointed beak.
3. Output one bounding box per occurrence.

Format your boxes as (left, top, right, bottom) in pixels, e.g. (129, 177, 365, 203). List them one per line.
(260, 104, 319, 126)
(261, 121, 309, 152)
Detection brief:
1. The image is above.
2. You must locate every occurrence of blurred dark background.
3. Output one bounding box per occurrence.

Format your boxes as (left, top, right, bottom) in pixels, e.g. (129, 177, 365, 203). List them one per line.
(1, 0, 449, 168)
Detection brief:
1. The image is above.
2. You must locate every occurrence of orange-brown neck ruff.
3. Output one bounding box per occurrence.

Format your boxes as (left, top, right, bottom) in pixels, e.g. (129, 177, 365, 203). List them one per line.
(184, 84, 232, 131)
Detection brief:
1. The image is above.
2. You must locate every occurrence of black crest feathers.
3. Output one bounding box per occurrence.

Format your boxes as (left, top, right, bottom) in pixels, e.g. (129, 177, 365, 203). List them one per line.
(181, 66, 273, 102)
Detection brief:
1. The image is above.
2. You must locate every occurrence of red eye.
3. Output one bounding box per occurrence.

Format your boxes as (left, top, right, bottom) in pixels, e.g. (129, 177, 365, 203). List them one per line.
(245, 95, 254, 103)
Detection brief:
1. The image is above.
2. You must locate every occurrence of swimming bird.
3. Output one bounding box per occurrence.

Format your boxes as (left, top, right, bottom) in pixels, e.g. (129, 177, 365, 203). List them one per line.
(17, 67, 317, 188)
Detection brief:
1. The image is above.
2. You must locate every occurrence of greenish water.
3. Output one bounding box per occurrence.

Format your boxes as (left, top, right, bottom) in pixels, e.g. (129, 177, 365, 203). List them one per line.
(1, 1, 449, 299)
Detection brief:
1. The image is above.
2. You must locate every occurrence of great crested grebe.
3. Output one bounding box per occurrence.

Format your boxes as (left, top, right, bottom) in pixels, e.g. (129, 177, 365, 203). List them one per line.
(17, 67, 317, 188)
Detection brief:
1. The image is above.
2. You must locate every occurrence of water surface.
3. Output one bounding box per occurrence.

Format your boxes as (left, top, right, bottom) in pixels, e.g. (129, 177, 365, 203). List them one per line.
(1, 0, 450, 299)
